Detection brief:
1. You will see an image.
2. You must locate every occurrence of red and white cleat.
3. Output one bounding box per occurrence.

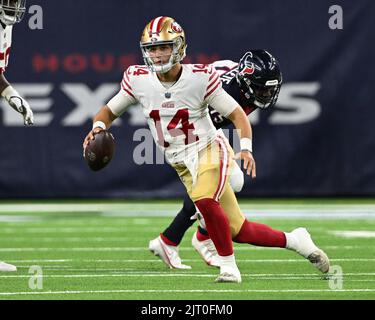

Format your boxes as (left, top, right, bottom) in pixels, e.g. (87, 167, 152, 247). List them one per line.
(192, 231, 221, 268)
(149, 236, 191, 270)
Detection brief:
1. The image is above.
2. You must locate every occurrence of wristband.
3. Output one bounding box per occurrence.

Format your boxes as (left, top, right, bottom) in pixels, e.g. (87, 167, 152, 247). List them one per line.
(92, 121, 106, 130)
(1, 85, 19, 99)
(240, 138, 253, 153)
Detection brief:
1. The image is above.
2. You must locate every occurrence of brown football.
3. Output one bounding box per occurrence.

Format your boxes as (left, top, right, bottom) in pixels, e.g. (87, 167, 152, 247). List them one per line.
(84, 130, 115, 171)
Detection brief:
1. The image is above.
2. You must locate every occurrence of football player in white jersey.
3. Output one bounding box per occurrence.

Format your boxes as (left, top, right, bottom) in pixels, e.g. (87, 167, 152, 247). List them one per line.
(83, 17, 330, 282)
(0, 0, 33, 273)
(148, 50, 331, 275)
(149, 50, 282, 268)
(0, 0, 33, 126)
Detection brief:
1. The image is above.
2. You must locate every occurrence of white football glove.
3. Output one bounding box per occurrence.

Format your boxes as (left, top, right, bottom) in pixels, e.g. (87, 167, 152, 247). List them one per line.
(2, 86, 34, 126)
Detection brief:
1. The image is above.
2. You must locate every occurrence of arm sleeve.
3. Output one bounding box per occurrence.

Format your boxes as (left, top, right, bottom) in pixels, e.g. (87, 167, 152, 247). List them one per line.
(206, 86, 239, 117)
(107, 89, 137, 117)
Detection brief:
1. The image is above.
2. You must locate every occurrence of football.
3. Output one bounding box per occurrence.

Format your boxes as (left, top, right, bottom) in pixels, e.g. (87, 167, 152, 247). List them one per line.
(84, 130, 115, 171)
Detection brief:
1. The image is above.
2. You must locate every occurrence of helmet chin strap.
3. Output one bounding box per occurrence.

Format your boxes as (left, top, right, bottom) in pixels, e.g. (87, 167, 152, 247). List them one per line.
(147, 51, 178, 73)
(152, 60, 174, 73)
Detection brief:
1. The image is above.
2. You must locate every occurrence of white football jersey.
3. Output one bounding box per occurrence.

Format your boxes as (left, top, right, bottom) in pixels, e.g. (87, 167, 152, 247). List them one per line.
(109, 64, 238, 164)
(212, 60, 238, 76)
(0, 24, 12, 72)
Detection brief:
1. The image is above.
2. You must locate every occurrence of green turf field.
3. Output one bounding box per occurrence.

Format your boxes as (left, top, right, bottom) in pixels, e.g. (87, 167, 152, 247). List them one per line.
(0, 199, 375, 300)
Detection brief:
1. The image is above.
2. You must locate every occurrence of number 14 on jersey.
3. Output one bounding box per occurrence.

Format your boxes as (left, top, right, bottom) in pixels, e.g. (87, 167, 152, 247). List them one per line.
(149, 109, 199, 147)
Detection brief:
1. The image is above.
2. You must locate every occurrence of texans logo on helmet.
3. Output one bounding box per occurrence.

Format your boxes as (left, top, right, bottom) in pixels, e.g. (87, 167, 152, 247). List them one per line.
(241, 66, 254, 75)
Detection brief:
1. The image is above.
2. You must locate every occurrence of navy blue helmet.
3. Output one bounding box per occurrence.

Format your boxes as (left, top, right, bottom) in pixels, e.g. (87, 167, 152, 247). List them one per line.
(236, 50, 282, 109)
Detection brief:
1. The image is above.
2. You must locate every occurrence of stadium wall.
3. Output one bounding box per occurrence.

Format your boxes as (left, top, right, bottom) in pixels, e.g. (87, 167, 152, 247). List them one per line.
(0, 0, 374, 198)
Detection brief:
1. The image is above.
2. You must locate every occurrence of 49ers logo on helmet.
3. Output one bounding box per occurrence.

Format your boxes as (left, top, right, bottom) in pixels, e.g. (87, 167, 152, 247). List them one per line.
(171, 21, 182, 33)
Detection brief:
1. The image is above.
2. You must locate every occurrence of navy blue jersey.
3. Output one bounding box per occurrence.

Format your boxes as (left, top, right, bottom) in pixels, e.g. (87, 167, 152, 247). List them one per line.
(208, 64, 256, 129)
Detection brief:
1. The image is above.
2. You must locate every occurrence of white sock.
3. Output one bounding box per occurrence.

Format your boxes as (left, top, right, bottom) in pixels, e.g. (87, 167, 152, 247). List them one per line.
(219, 254, 238, 271)
(284, 232, 299, 251)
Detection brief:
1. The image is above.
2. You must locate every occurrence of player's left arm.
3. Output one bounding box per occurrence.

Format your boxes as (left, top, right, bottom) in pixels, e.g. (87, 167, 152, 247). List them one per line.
(0, 72, 34, 125)
(207, 86, 256, 178)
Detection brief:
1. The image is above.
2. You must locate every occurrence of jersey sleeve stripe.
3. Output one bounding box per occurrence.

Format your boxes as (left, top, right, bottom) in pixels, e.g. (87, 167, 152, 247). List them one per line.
(122, 78, 133, 90)
(121, 82, 135, 98)
(209, 71, 219, 81)
(207, 73, 220, 90)
(124, 71, 130, 82)
(204, 80, 221, 100)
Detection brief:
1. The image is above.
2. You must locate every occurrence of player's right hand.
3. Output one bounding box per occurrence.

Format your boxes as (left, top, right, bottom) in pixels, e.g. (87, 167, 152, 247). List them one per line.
(234, 151, 256, 178)
(83, 127, 104, 149)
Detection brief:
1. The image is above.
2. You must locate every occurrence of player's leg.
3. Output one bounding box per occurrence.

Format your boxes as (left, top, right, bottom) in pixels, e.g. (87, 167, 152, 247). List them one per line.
(194, 165, 330, 273)
(191, 159, 243, 267)
(0, 261, 17, 272)
(149, 194, 196, 269)
(190, 136, 241, 282)
(220, 185, 330, 273)
(162, 194, 197, 244)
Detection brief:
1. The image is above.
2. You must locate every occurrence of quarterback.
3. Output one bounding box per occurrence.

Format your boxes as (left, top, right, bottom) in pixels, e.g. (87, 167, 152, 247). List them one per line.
(0, 0, 34, 273)
(84, 17, 329, 282)
(148, 50, 331, 275)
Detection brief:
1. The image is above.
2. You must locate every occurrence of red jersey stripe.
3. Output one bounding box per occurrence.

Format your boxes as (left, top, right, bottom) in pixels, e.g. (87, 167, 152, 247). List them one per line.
(121, 83, 135, 98)
(209, 70, 218, 81)
(122, 78, 133, 90)
(207, 73, 220, 90)
(204, 80, 221, 100)
(124, 71, 130, 83)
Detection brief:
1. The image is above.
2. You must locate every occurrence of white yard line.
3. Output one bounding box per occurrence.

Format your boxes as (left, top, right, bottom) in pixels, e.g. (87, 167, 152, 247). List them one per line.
(0, 245, 373, 252)
(0, 227, 158, 233)
(0, 203, 375, 219)
(330, 231, 375, 238)
(7, 258, 375, 263)
(0, 272, 374, 279)
(0, 237, 134, 242)
(0, 288, 374, 296)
